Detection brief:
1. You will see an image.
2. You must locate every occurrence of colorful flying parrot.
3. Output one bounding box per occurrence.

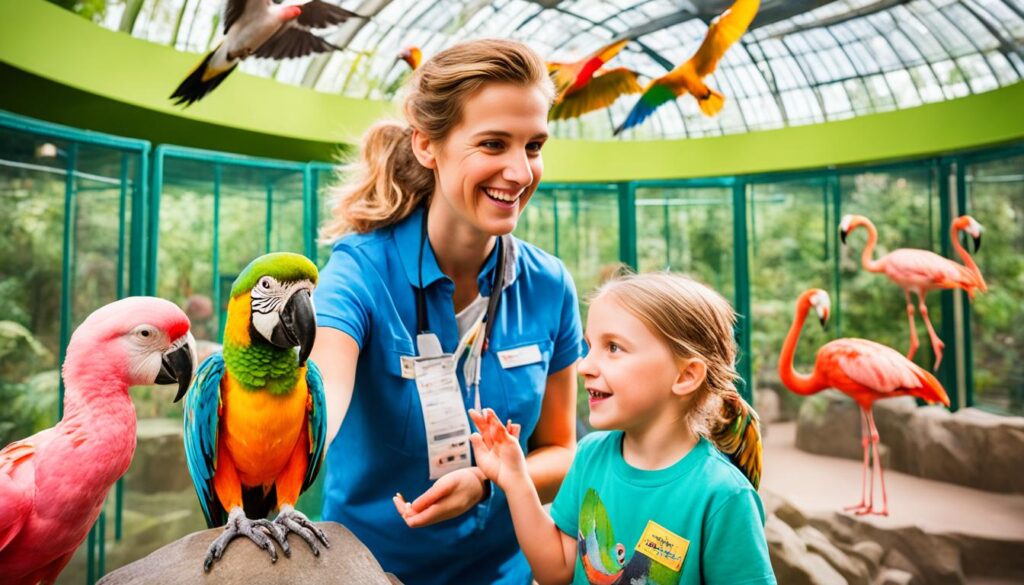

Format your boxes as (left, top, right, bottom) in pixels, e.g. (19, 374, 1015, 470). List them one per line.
(0, 297, 195, 585)
(183, 252, 328, 572)
(398, 45, 422, 70)
(548, 39, 642, 121)
(615, 0, 760, 134)
(170, 0, 363, 106)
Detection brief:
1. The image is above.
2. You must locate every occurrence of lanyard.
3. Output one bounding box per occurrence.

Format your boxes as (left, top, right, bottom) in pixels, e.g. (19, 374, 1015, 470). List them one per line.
(415, 208, 508, 353)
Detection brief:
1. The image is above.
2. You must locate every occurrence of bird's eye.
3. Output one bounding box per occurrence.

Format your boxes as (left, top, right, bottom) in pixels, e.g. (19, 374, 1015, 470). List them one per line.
(140, 329, 151, 337)
(260, 277, 272, 289)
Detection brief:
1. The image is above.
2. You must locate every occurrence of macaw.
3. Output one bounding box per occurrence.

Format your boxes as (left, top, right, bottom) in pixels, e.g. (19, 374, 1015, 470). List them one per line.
(170, 0, 363, 106)
(615, 0, 760, 134)
(398, 45, 422, 70)
(183, 252, 328, 572)
(548, 39, 642, 121)
(0, 297, 195, 585)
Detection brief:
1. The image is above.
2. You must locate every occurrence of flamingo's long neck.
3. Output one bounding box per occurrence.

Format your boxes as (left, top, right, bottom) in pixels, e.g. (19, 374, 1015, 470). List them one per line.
(857, 220, 885, 273)
(950, 223, 985, 289)
(778, 297, 825, 396)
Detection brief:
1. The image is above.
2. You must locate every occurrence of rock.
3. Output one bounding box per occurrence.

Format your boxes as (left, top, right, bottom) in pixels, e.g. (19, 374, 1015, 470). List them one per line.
(123, 418, 192, 494)
(881, 549, 923, 585)
(848, 541, 885, 575)
(795, 391, 890, 466)
(874, 568, 915, 585)
(797, 393, 1024, 494)
(774, 501, 809, 530)
(797, 525, 871, 585)
(756, 388, 781, 424)
(98, 522, 401, 585)
(766, 515, 846, 585)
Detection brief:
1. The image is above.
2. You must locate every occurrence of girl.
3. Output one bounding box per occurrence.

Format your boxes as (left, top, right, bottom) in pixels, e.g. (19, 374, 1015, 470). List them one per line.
(309, 39, 582, 585)
(470, 272, 775, 585)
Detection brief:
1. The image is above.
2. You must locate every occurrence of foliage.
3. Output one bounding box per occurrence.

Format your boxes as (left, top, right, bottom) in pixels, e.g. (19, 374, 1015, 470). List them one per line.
(45, 0, 107, 22)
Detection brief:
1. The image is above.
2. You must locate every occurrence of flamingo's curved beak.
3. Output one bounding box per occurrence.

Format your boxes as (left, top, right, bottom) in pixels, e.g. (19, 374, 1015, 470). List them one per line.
(972, 234, 981, 253)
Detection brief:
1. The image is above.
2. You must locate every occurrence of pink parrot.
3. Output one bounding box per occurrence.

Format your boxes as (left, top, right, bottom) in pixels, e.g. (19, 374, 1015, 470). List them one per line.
(0, 297, 196, 585)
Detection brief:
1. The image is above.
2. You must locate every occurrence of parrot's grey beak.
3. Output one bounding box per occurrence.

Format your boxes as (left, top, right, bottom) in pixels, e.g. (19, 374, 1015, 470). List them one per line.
(273, 288, 317, 367)
(157, 334, 196, 403)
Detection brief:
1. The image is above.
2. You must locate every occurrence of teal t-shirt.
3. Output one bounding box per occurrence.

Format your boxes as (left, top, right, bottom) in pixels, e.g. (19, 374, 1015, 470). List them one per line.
(550, 431, 776, 585)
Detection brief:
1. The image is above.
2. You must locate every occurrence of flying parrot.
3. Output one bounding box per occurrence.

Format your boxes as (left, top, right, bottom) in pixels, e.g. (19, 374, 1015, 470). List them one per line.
(547, 39, 642, 121)
(0, 297, 195, 585)
(170, 0, 364, 106)
(614, 0, 760, 134)
(398, 45, 422, 70)
(182, 252, 328, 572)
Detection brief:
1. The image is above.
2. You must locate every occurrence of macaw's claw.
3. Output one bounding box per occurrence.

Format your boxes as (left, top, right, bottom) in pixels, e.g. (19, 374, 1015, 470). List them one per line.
(273, 505, 331, 557)
(204, 508, 279, 572)
(255, 518, 291, 557)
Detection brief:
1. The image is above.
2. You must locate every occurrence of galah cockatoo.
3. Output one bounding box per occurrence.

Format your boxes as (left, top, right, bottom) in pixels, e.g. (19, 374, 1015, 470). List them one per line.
(615, 0, 760, 134)
(170, 0, 363, 106)
(0, 297, 195, 584)
(182, 253, 327, 571)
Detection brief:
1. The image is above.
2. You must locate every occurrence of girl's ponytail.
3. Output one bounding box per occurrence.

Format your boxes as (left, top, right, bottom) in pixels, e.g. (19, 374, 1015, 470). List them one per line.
(709, 391, 763, 488)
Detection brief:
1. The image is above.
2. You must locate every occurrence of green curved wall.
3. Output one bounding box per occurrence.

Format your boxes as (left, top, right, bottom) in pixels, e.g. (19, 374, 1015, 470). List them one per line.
(2, 0, 1023, 179)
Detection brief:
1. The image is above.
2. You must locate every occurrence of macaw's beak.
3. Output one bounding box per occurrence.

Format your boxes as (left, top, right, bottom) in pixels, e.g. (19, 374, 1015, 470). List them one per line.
(158, 333, 196, 403)
(273, 288, 317, 367)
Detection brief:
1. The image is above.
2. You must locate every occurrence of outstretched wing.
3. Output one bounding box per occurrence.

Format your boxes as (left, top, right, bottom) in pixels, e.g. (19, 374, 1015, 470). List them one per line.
(183, 353, 226, 528)
(254, 27, 339, 59)
(303, 359, 328, 491)
(296, 0, 361, 28)
(690, 0, 760, 77)
(549, 67, 641, 120)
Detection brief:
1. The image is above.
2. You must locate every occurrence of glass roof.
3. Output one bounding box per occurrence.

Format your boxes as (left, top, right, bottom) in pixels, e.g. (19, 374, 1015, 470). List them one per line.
(97, 0, 1024, 139)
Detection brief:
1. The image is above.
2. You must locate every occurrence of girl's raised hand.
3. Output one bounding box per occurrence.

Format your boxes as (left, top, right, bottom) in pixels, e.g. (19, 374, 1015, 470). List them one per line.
(468, 408, 527, 490)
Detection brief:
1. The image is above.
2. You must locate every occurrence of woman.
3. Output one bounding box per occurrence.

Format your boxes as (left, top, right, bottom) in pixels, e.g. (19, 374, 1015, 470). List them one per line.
(309, 39, 583, 584)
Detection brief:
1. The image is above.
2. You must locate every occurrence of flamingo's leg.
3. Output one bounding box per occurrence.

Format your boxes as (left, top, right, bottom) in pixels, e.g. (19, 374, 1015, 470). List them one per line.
(865, 409, 889, 516)
(844, 407, 871, 514)
(916, 290, 945, 371)
(903, 289, 920, 361)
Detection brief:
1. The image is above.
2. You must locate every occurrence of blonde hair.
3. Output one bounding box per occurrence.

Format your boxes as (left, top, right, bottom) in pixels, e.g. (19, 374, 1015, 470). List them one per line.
(321, 39, 555, 239)
(595, 272, 763, 488)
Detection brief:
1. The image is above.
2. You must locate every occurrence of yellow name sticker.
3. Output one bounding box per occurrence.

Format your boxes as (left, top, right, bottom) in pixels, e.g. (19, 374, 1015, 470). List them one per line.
(635, 520, 689, 572)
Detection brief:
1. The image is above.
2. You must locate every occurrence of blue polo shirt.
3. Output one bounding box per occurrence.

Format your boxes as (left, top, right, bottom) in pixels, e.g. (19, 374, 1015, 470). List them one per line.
(314, 206, 583, 585)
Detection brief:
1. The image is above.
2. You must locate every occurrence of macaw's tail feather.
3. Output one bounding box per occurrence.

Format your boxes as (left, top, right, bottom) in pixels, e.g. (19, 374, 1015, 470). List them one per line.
(242, 484, 277, 521)
(710, 392, 763, 489)
(170, 50, 234, 107)
(698, 88, 725, 117)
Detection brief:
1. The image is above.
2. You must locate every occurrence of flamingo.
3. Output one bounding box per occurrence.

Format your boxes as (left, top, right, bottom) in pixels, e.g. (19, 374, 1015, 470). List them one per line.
(779, 289, 950, 516)
(840, 214, 987, 371)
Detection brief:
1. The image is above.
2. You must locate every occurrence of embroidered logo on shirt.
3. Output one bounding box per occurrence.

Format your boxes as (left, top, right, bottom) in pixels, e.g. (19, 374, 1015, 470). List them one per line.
(635, 520, 689, 572)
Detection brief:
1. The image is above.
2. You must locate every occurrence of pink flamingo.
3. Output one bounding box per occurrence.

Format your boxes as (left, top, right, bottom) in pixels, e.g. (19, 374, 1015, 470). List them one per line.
(839, 214, 986, 371)
(0, 298, 195, 584)
(779, 289, 950, 516)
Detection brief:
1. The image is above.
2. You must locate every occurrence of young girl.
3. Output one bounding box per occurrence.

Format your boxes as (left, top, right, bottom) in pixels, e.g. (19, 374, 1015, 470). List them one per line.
(470, 272, 775, 585)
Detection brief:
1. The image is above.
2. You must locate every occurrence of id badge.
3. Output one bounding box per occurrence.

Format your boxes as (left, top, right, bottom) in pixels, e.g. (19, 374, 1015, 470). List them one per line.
(411, 354, 472, 479)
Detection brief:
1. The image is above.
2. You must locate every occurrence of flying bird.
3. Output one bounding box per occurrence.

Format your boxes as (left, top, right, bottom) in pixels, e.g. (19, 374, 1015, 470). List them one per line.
(547, 39, 642, 121)
(0, 297, 195, 584)
(615, 0, 760, 134)
(182, 253, 328, 572)
(840, 214, 986, 370)
(170, 0, 363, 106)
(397, 45, 422, 70)
(778, 289, 950, 516)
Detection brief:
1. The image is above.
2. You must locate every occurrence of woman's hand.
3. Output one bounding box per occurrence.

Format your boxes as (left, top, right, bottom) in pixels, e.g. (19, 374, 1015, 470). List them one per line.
(468, 408, 528, 492)
(392, 466, 488, 528)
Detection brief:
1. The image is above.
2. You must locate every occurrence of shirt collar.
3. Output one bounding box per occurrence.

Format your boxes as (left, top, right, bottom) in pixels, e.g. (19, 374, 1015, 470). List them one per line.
(393, 205, 520, 292)
(394, 206, 446, 289)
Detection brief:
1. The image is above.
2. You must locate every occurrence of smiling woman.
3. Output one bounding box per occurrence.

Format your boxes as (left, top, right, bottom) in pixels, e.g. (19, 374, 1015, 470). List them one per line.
(308, 39, 584, 585)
